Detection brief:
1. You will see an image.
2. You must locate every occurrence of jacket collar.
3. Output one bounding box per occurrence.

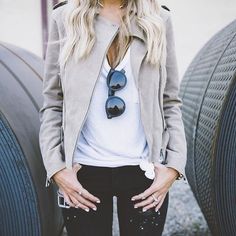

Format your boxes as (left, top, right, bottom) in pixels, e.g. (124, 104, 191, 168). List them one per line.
(130, 13, 146, 42)
(95, 12, 146, 43)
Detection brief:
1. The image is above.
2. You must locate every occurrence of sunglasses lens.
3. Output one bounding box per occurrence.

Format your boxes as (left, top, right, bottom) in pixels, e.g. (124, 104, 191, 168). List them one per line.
(105, 96, 125, 118)
(108, 71, 127, 91)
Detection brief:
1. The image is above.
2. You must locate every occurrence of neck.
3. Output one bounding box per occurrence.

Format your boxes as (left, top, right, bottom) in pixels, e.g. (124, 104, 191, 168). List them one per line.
(99, 0, 125, 8)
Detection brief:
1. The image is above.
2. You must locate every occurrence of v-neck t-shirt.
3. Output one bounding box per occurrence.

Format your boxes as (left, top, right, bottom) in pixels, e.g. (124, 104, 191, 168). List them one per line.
(73, 45, 155, 179)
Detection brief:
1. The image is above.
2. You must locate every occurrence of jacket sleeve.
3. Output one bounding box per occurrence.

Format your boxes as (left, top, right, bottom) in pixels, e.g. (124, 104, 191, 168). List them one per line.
(163, 13, 187, 181)
(38, 11, 66, 187)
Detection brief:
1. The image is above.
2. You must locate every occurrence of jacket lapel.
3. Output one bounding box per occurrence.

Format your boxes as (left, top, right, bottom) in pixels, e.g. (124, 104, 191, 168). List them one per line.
(130, 38, 147, 89)
(129, 14, 148, 89)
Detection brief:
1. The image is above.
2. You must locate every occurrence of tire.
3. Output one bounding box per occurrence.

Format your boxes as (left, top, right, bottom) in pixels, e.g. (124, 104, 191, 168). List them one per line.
(0, 42, 63, 236)
(180, 20, 236, 236)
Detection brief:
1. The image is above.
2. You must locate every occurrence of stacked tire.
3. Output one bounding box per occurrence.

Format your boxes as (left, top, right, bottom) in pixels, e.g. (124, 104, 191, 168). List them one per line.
(0, 42, 63, 236)
(180, 20, 236, 236)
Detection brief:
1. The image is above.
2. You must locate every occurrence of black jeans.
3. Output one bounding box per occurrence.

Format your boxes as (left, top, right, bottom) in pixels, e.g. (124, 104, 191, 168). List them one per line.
(61, 164, 169, 236)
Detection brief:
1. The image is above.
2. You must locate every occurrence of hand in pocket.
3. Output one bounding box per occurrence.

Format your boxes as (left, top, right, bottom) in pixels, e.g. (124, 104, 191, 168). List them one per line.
(131, 162, 176, 212)
(53, 162, 101, 212)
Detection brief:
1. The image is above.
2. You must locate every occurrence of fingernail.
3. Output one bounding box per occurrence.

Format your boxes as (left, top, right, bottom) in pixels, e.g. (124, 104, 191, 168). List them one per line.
(134, 205, 138, 208)
(85, 208, 89, 212)
(93, 207, 97, 211)
(131, 197, 135, 201)
(96, 200, 101, 203)
(142, 208, 147, 212)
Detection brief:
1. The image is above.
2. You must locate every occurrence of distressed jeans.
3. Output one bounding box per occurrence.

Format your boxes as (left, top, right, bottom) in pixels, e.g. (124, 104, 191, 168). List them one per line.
(61, 164, 169, 236)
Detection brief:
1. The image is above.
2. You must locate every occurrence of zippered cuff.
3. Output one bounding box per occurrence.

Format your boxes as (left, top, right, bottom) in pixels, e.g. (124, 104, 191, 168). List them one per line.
(153, 149, 187, 183)
(163, 149, 188, 184)
(45, 175, 54, 187)
(165, 163, 188, 183)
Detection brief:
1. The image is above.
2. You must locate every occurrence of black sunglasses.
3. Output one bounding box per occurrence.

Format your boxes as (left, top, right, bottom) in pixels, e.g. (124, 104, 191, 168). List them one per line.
(105, 68, 127, 119)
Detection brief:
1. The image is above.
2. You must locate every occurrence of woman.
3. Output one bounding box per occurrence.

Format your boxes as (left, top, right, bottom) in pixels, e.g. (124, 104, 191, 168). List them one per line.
(39, 0, 187, 235)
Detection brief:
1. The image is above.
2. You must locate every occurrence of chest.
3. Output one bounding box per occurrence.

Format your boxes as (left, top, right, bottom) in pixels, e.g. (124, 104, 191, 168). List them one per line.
(106, 34, 119, 68)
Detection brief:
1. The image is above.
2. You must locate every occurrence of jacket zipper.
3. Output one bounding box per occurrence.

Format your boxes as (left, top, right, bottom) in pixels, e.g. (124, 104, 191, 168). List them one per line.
(70, 28, 120, 166)
(62, 68, 66, 159)
(158, 65, 167, 164)
(159, 65, 165, 131)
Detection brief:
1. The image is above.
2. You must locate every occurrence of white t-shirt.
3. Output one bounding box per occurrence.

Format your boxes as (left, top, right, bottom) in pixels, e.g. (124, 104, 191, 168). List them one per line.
(73, 46, 155, 179)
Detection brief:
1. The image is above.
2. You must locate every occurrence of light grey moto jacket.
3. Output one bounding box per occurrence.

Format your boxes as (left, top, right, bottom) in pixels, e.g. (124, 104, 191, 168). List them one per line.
(39, 3, 187, 187)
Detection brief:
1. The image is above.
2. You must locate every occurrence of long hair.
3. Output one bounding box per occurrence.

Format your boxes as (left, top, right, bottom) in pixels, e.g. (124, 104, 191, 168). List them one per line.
(56, 0, 167, 71)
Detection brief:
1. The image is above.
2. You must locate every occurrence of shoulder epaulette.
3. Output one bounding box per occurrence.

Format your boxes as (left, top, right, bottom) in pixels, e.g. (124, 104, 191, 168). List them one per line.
(161, 5, 170, 11)
(53, 1, 68, 10)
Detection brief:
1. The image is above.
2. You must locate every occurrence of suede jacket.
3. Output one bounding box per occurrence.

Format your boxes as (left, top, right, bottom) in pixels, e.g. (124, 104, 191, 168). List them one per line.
(38, 3, 187, 187)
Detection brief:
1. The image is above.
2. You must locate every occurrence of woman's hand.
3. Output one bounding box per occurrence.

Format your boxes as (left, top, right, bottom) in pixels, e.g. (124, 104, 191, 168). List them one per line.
(131, 162, 179, 212)
(52, 163, 101, 212)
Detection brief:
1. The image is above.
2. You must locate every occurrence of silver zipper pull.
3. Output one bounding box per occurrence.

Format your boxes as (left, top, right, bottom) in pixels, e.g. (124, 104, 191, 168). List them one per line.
(45, 176, 52, 187)
(158, 148, 165, 164)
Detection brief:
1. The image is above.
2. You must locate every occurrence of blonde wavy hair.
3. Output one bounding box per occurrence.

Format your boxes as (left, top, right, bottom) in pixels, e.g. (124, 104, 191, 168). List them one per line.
(56, 0, 167, 71)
